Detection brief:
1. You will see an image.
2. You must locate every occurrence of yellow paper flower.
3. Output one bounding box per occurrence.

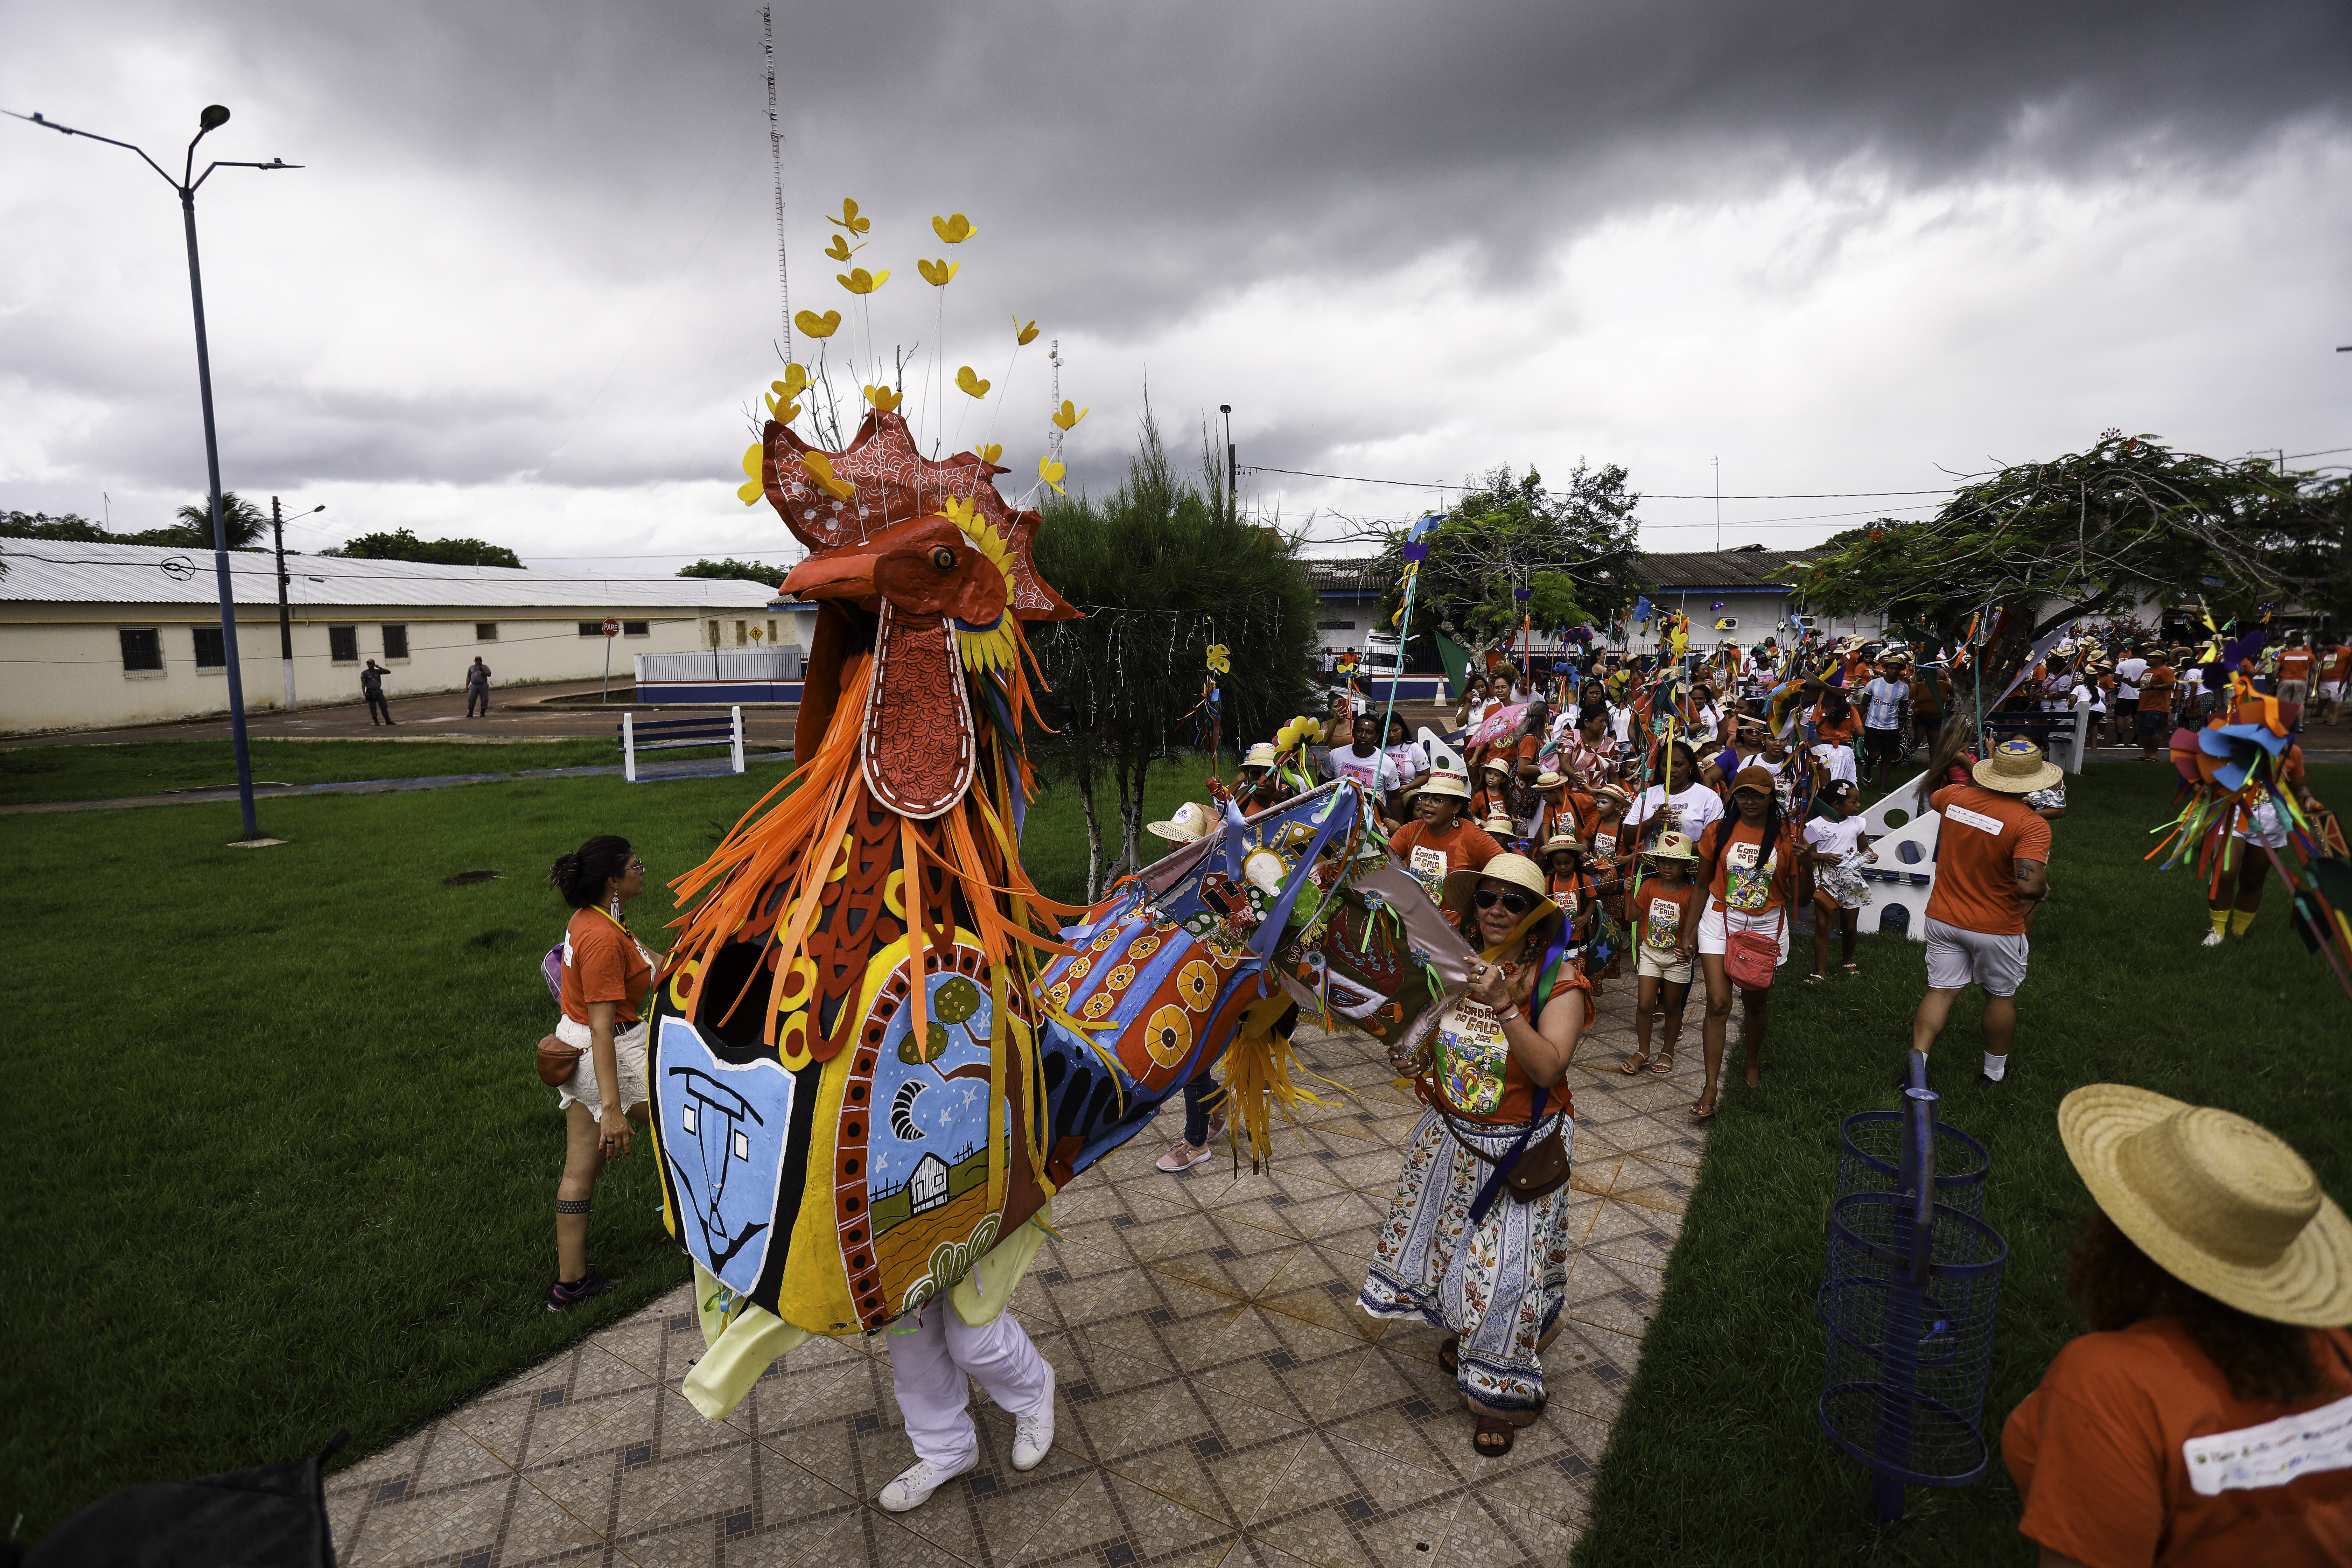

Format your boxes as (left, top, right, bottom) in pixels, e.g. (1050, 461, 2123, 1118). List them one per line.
(836, 267, 889, 295)
(1052, 399, 1088, 432)
(1014, 317, 1040, 346)
(954, 365, 990, 400)
(917, 258, 960, 287)
(1206, 644, 1230, 674)
(1037, 456, 1066, 494)
(794, 309, 841, 339)
(823, 234, 854, 262)
(762, 392, 802, 422)
(737, 440, 766, 505)
(863, 383, 903, 413)
(977, 443, 1003, 466)
(771, 363, 810, 399)
(827, 197, 870, 235)
(932, 213, 975, 244)
(801, 451, 854, 500)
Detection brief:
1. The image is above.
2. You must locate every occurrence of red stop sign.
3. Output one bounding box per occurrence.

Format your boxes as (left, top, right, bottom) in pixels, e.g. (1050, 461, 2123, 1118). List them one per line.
(601, 617, 620, 637)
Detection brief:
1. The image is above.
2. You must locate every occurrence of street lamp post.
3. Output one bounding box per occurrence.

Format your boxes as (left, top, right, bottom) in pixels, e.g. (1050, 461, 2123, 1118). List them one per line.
(1219, 404, 1236, 514)
(272, 495, 324, 710)
(10, 104, 300, 842)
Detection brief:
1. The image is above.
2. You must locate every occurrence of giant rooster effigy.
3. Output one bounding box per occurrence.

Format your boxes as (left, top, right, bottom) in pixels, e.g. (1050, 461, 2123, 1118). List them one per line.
(645, 405, 1480, 1420)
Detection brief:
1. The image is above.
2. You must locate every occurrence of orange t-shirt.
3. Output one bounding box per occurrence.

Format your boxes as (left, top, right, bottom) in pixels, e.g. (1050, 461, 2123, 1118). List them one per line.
(1420, 951, 1588, 1125)
(2278, 649, 2316, 682)
(1814, 707, 1861, 745)
(2324, 646, 2352, 682)
(2004, 1319, 2352, 1568)
(1696, 818, 1806, 913)
(1630, 872, 1701, 953)
(560, 908, 656, 1026)
(1925, 783, 2051, 935)
(1391, 817, 1503, 886)
(2140, 664, 2178, 712)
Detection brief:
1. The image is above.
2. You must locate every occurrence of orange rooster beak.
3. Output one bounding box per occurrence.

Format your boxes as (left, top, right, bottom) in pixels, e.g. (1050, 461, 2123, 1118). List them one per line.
(780, 548, 881, 607)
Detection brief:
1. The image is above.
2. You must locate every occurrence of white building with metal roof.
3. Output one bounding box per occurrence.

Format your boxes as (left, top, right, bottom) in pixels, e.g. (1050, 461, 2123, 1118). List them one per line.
(0, 539, 782, 734)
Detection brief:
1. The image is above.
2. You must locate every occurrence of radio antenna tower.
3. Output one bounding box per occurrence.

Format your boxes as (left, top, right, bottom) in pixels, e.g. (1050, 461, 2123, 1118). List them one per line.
(763, 7, 791, 365)
(1049, 338, 1063, 459)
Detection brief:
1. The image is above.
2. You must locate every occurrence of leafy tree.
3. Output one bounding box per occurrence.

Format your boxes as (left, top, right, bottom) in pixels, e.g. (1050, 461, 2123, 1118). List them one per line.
(1785, 432, 2348, 740)
(324, 528, 524, 569)
(678, 557, 791, 588)
(1372, 464, 1642, 657)
(1, 510, 112, 542)
(1029, 414, 1317, 897)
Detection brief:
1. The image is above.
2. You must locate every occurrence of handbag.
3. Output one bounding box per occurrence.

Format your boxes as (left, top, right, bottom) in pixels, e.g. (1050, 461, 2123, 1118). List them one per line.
(536, 1033, 582, 1087)
(1723, 905, 1786, 991)
(1506, 1122, 1571, 1202)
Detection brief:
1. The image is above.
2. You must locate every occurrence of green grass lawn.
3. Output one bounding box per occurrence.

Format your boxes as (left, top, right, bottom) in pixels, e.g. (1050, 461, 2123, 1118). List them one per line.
(1575, 761, 2352, 1567)
(0, 747, 1220, 1535)
(0, 737, 798, 807)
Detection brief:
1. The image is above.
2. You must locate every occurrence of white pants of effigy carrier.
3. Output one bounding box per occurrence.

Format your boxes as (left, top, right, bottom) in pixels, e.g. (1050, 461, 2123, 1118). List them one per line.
(887, 1297, 1053, 1470)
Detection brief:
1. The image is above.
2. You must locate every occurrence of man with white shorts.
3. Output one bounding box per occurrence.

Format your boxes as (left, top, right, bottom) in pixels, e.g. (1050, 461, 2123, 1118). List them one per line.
(1907, 738, 2055, 1088)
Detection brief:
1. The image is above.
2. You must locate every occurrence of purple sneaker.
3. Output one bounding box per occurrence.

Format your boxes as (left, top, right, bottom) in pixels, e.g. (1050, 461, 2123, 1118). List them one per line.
(547, 1267, 617, 1312)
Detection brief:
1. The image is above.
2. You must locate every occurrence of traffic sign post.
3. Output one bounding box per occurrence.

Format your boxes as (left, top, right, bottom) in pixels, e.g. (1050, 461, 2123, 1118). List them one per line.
(602, 617, 620, 704)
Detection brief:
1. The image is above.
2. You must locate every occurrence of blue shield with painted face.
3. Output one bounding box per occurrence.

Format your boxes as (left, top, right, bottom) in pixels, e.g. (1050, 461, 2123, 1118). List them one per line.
(654, 1016, 796, 1299)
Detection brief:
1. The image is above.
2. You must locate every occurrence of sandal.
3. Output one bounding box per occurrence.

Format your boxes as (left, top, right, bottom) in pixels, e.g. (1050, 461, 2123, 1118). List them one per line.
(1801, 972, 1826, 984)
(1689, 1097, 1718, 1122)
(1618, 1051, 1651, 1075)
(1473, 1416, 1517, 1458)
(1438, 1335, 1460, 1376)
(1840, 963, 1860, 975)
(1650, 1051, 1675, 1076)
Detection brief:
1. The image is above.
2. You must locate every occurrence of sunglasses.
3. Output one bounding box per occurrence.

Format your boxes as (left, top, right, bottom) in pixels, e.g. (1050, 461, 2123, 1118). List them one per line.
(1473, 888, 1533, 915)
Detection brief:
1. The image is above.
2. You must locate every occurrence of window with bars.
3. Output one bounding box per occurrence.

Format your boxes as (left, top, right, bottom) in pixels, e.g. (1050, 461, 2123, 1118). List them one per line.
(476, 622, 498, 641)
(383, 624, 410, 660)
(622, 620, 649, 637)
(328, 626, 359, 663)
(119, 628, 163, 671)
(579, 621, 604, 637)
(193, 626, 226, 668)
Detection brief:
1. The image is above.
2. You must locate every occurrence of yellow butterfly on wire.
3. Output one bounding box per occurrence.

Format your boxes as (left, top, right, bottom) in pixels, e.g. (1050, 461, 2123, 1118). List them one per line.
(954, 366, 990, 400)
(1037, 456, 1066, 494)
(863, 383, 903, 413)
(918, 258, 959, 287)
(1014, 318, 1039, 346)
(1052, 399, 1087, 432)
(977, 443, 1003, 465)
(800, 451, 854, 500)
(794, 309, 841, 339)
(828, 197, 870, 235)
(837, 267, 889, 295)
(824, 235, 855, 262)
(737, 442, 766, 505)
(1205, 644, 1231, 675)
(932, 213, 975, 244)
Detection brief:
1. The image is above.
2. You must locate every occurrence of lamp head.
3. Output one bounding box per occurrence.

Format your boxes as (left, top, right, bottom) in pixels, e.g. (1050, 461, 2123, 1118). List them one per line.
(1219, 404, 1231, 414)
(199, 105, 230, 131)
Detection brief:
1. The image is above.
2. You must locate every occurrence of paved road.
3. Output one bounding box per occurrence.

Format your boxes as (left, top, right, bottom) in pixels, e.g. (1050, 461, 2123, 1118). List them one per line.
(1, 679, 801, 750)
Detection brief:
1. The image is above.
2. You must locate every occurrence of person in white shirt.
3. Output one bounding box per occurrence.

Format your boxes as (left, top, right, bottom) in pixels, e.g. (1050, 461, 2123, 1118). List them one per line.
(1324, 711, 1405, 816)
(1380, 713, 1431, 792)
(1861, 663, 1912, 793)
(1801, 780, 1877, 980)
(1624, 741, 1724, 848)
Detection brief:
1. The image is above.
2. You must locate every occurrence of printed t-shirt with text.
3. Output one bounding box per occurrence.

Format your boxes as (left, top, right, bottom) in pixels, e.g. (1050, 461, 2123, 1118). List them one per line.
(2003, 1318, 2352, 1568)
(1923, 783, 2050, 936)
(1698, 818, 1803, 913)
(1631, 873, 1699, 954)
(1323, 744, 1402, 795)
(2139, 663, 2177, 713)
(2278, 649, 2316, 682)
(1389, 818, 1503, 897)
(561, 908, 656, 1026)
(1804, 814, 1867, 860)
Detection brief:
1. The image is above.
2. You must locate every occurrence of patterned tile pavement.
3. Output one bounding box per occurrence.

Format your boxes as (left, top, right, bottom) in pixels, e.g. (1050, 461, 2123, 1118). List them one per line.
(327, 982, 1713, 1568)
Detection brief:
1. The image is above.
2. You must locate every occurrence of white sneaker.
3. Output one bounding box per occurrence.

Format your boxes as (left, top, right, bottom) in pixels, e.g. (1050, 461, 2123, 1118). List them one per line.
(1012, 1365, 1057, 1471)
(2201, 929, 2226, 947)
(877, 1451, 976, 1513)
(1156, 1138, 1214, 1172)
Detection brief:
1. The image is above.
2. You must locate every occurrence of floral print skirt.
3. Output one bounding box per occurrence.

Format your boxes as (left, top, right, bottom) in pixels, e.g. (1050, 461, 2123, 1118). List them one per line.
(1359, 1107, 1573, 1421)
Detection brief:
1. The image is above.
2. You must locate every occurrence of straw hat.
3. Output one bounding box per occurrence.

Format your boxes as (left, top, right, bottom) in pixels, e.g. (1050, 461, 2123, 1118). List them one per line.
(2060, 1085, 2352, 1326)
(1440, 853, 1559, 922)
(1592, 783, 1634, 809)
(1412, 768, 1471, 801)
(1533, 770, 1570, 790)
(1479, 811, 1516, 836)
(1641, 831, 1699, 862)
(1539, 830, 1586, 858)
(1972, 737, 2063, 793)
(1480, 755, 1511, 775)
(1146, 801, 1218, 844)
(1240, 742, 1279, 770)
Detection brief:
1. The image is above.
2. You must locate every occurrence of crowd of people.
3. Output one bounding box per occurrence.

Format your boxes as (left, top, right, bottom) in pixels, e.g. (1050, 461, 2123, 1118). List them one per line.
(525, 620, 2347, 1544)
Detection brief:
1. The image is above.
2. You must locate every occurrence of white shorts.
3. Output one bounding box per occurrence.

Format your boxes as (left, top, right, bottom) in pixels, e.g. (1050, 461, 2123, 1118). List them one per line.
(1695, 898, 1792, 965)
(2233, 798, 2294, 851)
(1923, 917, 2030, 998)
(556, 1015, 650, 1121)
(1636, 946, 1694, 985)
(2320, 681, 2345, 702)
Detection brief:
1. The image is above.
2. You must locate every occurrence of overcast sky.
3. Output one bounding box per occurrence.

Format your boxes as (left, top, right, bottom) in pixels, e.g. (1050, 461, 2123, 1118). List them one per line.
(3, 0, 2348, 574)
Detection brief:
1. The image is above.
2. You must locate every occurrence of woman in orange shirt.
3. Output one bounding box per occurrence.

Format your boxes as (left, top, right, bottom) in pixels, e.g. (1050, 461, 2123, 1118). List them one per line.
(1678, 769, 1810, 1121)
(548, 834, 658, 1311)
(2006, 1085, 2352, 1567)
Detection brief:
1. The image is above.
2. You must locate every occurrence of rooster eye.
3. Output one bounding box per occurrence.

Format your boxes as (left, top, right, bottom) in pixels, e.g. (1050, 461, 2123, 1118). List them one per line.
(929, 546, 957, 570)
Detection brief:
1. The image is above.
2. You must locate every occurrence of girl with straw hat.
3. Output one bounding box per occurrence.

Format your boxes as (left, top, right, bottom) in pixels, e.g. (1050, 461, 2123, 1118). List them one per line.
(2007, 1086, 2352, 1564)
(1618, 831, 1699, 1077)
(1361, 853, 1589, 1461)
